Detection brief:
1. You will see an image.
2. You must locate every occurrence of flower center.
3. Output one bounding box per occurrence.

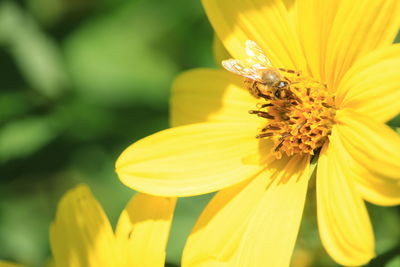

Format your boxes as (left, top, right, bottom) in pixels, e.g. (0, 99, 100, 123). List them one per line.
(247, 69, 336, 159)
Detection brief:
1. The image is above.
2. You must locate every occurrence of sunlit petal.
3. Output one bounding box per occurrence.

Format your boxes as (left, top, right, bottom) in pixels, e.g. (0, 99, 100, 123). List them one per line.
(336, 109, 400, 180)
(183, 156, 310, 267)
(183, 164, 284, 266)
(335, 44, 400, 122)
(317, 137, 374, 266)
(202, 0, 306, 70)
(116, 122, 271, 197)
(233, 155, 310, 267)
(295, 0, 340, 80)
(323, 0, 400, 89)
(353, 164, 400, 207)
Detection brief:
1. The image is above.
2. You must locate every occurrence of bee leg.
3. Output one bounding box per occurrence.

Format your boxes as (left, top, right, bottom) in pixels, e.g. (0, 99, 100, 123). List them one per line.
(258, 93, 272, 100)
(280, 132, 291, 139)
(260, 103, 273, 108)
(274, 140, 284, 152)
(278, 68, 301, 76)
(286, 90, 303, 104)
(249, 110, 275, 119)
(261, 125, 281, 132)
(283, 78, 299, 87)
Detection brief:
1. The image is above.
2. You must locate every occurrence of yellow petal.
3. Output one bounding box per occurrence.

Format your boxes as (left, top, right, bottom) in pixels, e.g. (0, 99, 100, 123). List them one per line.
(0, 262, 26, 267)
(183, 156, 309, 267)
(336, 109, 400, 180)
(183, 166, 281, 266)
(50, 185, 117, 267)
(353, 164, 400, 207)
(171, 69, 259, 127)
(202, 0, 306, 70)
(233, 155, 310, 267)
(116, 122, 270, 197)
(335, 45, 400, 122)
(185, 260, 229, 267)
(213, 36, 231, 66)
(323, 0, 400, 89)
(282, 0, 296, 11)
(329, 121, 400, 206)
(295, 0, 340, 81)
(317, 137, 374, 266)
(115, 193, 176, 267)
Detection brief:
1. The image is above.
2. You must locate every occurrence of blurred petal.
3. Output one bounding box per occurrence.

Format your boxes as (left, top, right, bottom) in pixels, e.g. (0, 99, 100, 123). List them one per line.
(202, 0, 306, 70)
(183, 156, 310, 267)
(50, 185, 116, 267)
(116, 122, 270, 197)
(213, 36, 231, 66)
(323, 0, 400, 89)
(282, 0, 296, 12)
(233, 155, 310, 267)
(171, 69, 259, 127)
(336, 109, 400, 180)
(335, 45, 400, 122)
(317, 137, 374, 266)
(115, 194, 176, 267)
(186, 261, 229, 267)
(0, 262, 26, 267)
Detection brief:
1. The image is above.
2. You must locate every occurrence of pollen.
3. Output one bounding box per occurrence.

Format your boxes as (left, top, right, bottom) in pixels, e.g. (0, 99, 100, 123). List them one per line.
(249, 70, 336, 159)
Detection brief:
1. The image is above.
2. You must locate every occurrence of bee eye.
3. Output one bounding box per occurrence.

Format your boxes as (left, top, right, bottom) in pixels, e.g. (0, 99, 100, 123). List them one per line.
(274, 90, 281, 98)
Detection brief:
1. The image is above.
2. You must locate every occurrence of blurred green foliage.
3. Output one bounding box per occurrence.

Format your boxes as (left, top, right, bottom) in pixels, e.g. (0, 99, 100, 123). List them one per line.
(0, 0, 214, 266)
(0, 1, 399, 267)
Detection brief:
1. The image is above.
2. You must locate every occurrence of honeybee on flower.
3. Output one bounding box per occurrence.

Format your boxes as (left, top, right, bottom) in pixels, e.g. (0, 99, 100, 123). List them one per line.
(222, 40, 296, 100)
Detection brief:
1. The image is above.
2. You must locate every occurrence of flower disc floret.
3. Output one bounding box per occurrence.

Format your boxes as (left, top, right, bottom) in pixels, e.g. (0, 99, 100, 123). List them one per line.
(249, 70, 336, 159)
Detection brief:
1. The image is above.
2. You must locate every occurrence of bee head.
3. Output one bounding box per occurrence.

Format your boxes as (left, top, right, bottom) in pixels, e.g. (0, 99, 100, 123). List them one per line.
(274, 89, 281, 99)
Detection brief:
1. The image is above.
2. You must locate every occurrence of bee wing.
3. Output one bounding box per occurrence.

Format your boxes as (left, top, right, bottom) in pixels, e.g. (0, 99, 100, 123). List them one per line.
(221, 59, 263, 81)
(245, 40, 272, 67)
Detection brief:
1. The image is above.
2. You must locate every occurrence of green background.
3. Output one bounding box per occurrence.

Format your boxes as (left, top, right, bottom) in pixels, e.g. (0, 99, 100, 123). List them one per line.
(0, 0, 399, 266)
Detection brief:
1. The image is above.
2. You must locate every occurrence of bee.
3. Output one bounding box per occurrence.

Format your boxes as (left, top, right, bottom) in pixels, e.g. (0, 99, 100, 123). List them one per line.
(222, 40, 291, 100)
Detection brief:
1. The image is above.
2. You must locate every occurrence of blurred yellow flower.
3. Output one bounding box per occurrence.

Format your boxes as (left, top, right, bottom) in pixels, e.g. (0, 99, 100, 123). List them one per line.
(0, 261, 26, 267)
(50, 185, 176, 267)
(0, 185, 176, 267)
(116, 0, 400, 266)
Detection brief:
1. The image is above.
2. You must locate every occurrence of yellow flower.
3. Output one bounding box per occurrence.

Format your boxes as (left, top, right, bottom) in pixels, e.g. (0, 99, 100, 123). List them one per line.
(116, 0, 400, 266)
(52, 185, 176, 267)
(1, 185, 176, 267)
(0, 262, 25, 267)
